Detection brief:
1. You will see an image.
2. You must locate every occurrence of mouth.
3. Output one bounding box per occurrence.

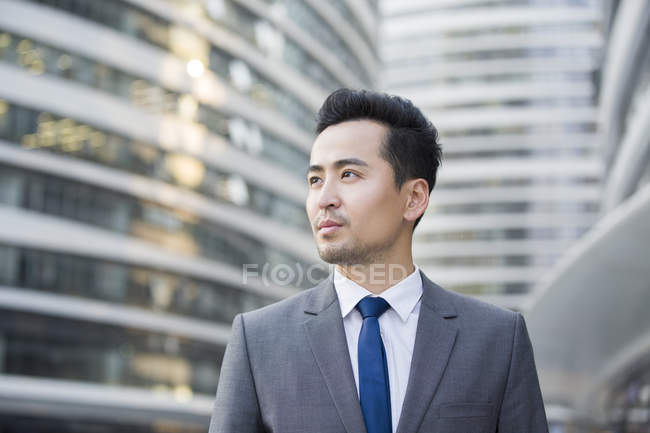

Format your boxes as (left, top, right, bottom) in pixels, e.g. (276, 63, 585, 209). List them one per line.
(317, 220, 343, 235)
(318, 225, 342, 235)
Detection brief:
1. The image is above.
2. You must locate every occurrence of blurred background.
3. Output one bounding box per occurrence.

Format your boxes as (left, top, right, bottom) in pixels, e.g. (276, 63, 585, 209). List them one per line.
(0, 0, 648, 432)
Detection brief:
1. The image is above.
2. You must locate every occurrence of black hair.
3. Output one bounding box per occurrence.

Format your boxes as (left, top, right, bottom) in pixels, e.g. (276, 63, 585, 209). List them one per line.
(315, 88, 442, 230)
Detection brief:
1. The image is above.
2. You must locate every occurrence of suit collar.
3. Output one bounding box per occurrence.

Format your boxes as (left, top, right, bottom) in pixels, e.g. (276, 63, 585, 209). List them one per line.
(396, 271, 459, 433)
(332, 265, 423, 322)
(304, 269, 457, 318)
(302, 270, 459, 433)
(303, 275, 367, 433)
(419, 270, 458, 318)
(303, 273, 337, 315)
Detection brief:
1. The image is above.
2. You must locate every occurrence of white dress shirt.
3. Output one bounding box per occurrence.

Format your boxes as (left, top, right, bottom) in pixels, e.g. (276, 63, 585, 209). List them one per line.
(333, 265, 423, 433)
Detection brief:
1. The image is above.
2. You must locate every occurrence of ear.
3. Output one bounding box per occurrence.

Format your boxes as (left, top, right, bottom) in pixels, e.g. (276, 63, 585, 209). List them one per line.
(403, 178, 429, 223)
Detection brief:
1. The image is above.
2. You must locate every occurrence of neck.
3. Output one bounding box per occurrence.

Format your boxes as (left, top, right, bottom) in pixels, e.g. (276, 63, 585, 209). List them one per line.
(336, 259, 415, 295)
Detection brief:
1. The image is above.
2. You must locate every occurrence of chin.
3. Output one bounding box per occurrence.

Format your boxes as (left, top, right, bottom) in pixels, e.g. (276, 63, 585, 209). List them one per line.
(317, 241, 367, 265)
(316, 244, 342, 263)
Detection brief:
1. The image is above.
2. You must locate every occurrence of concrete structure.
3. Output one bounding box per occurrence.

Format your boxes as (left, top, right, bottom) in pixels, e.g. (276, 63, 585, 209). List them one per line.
(526, 1, 650, 431)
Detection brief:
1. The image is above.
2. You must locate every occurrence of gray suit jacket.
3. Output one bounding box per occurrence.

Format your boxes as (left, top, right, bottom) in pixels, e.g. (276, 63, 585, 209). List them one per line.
(209, 271, 548, 433)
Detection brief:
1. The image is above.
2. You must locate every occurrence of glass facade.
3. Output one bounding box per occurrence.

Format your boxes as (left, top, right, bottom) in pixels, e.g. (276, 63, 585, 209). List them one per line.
(0, 0, 377, 430)
(0, 245, 275, 323)
(280, 0, 372, 84)
(201, 0, 346, 91)
(417, 226, 590, 242)
(0, 101, 309, 229)
(328, 0, 376, 51)
(24, 0, 316, 132)
(524, 2, 650, 431)
(0, 29, 311, 173)
(382, 0, 603, 303)
(0, 166, 320, 287)
(0, 308, 223, 395)
(0, 415, 207, 433)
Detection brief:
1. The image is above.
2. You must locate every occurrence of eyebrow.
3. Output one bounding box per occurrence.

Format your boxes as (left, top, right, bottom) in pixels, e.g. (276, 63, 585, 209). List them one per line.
(308, 158, 369, 174)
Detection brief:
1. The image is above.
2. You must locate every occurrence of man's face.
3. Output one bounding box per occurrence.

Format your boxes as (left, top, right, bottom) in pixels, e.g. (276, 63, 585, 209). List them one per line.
(306, 120, 407, 265)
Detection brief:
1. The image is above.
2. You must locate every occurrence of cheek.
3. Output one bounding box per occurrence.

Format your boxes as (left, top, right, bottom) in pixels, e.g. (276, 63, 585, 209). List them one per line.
(348, 185, 401, 228)
(305, 195, 317, 220)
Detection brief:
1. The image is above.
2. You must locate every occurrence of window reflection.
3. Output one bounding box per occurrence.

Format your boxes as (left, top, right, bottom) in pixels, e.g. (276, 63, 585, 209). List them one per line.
(0, 415, 207, 433)
(327, 0, 376, 52)
(417, 227, 590, 242)
(296, 1, 372, 83)
(23, 0, 318, 132)
(439, 121, 597, 138)
(273, 0, 372, 83)
(444, 282, 530, 296)
(419, 255, 559, 267)
(439, 178, 599, 189)
(443, 146, 595, 159)
(32, 0, 171, 49)
(208, 44, 315, 131)
(0, 30, 311, 173)
(0, 167, 322, 289)
(432, 202, 599, 214)
(0, 309, 222, 395)
(0, 101, 310, 230)
(0, 245, 276, 322)
(200, 0, 346, 90)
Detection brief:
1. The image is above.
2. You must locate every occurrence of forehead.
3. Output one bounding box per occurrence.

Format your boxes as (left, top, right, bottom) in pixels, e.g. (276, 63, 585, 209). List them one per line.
(310, 120, 388, 164)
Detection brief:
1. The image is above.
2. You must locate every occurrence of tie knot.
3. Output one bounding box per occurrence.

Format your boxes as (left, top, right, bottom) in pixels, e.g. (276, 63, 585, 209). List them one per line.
(356, 296, 390, 319)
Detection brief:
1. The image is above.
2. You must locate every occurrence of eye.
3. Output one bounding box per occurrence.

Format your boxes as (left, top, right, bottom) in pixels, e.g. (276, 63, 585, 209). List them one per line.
(308, 176, 321, 185)
(342, 170, 358, 178)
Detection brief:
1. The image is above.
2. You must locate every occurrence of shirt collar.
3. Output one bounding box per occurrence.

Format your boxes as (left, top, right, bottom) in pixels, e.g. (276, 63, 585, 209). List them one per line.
(333, 264, 423, 323)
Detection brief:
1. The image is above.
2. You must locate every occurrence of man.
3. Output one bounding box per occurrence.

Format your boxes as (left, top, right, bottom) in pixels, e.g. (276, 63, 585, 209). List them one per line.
(209, 89, 548, 433)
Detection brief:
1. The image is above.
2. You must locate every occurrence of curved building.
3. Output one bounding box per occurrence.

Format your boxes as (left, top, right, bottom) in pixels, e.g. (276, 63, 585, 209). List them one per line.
(381, 0, 604, 310)
(0, 0, 378, 431)
(526, 1, 650, 431)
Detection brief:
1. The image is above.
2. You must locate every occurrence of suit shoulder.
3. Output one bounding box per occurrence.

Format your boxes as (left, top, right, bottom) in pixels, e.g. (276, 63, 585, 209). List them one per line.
(439, 285, 519, 326)
(239, 281, 325, 327)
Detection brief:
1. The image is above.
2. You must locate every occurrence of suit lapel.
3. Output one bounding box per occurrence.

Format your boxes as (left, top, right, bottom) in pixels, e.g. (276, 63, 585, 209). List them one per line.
(303, 277, 367, 433)
(396, 272, 459, 433)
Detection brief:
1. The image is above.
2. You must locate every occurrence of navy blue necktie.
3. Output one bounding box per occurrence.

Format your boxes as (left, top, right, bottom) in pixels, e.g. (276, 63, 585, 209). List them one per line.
(356, 296, 392, 433)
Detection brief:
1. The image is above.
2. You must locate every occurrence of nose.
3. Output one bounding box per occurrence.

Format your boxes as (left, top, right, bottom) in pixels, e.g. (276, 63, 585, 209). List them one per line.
(317, 178, 341, 210)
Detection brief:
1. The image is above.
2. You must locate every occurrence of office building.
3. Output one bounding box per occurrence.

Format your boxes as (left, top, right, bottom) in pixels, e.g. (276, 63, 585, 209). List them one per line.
(0, 0, 378, 431)
(381, 0, 604, 310)
(526, 1, 650, 431)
